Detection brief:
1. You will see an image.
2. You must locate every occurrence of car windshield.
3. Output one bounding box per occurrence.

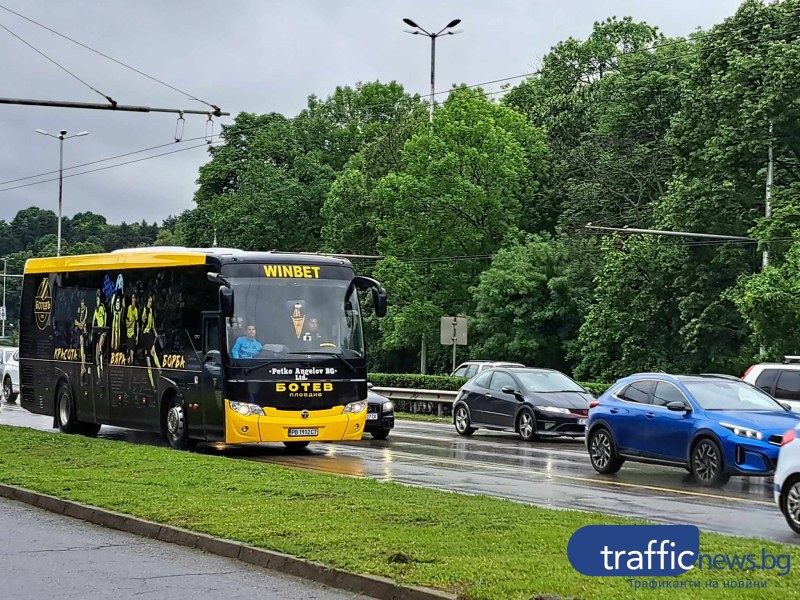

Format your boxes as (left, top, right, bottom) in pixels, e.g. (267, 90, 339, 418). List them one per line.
(683, 380, 786, 411)
(514, 371, 585, 393)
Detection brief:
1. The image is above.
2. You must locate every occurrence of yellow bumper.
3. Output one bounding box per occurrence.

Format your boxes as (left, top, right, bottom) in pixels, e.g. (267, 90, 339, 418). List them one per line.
(224, 402, 366, 444)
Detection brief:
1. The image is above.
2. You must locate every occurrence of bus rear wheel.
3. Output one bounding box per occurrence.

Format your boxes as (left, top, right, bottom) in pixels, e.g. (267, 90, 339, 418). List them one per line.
(163, 396, 193, 450)
(56, 383, 78, 434)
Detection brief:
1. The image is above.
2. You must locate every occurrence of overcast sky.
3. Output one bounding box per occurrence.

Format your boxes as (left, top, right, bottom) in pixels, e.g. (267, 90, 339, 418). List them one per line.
(0, 0, 744, 226)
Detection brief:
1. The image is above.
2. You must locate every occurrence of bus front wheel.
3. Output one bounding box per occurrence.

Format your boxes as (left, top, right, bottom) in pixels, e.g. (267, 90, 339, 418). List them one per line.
(56, 383, 78, 434)
(163, 396, 193, 450)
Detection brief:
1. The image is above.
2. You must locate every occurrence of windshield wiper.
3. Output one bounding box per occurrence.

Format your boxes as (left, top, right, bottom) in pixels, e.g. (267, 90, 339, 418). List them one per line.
(241, 360, 281, 376)
(289, 351, 358, 374)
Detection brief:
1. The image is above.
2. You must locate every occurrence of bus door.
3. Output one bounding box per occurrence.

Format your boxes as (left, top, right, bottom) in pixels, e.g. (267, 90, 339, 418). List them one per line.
(201, 312, 225, 439)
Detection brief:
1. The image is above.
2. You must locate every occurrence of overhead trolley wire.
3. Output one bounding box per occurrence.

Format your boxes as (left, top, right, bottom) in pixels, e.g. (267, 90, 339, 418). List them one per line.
(0, 3, 219, 111)
(0, 20, 115, 105)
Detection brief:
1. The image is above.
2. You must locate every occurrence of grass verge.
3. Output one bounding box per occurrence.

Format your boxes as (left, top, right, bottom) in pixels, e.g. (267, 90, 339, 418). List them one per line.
(0, 425, 797, 599)
(396, 412, 451, 424)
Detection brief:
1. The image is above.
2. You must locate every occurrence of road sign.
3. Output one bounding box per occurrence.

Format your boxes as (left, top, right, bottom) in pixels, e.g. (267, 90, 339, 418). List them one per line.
(0, 306, 6, 321)
(440, 316, 467, 346)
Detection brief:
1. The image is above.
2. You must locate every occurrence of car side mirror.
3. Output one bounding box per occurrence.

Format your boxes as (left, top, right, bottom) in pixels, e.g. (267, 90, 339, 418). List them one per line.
(367, 382, 374, 390)
(666, 401, 690, 412)
(501, 386, 521, 397)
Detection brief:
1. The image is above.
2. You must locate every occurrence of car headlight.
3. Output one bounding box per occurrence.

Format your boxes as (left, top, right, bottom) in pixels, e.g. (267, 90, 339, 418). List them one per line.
(720, 422, 763, 440)
(228, 401, 265, 416)
(343, 401, 366, 414)
(382, 401, 394, 413)
(534, 406, 571, 414)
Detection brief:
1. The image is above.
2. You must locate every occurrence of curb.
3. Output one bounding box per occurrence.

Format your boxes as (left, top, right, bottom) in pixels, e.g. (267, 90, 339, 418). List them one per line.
(0, 483, 455, 600)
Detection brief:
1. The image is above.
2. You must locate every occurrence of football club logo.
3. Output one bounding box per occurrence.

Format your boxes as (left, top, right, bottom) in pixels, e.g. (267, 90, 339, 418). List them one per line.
(34, 277, 52, 330)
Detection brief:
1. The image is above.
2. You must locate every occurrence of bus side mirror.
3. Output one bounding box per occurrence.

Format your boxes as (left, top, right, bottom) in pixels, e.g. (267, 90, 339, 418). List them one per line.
(347, 276, 387, 318)
(219, 287, 234, 318)
(372, 286, 387, 318)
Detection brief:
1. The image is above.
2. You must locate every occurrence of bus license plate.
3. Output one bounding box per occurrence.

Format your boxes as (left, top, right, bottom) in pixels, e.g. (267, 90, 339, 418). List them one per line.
(288, 428, 318, 437)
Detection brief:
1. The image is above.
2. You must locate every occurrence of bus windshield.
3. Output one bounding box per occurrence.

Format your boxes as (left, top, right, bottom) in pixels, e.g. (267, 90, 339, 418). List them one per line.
(225, 276, 364, 361)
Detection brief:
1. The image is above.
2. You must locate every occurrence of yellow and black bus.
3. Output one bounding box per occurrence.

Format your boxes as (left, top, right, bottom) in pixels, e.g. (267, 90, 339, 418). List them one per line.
(19, 247, 387, 450)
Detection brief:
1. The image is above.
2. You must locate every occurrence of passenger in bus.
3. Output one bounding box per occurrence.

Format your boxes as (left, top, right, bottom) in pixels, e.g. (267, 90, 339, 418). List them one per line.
(302, 316, 336, 348)
(302, 317, 325, 345)
(231, 324, 263, 359)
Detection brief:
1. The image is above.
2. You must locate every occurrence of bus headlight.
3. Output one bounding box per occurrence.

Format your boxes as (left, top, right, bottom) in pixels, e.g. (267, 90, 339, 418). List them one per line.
(228, 401, 265, 416)
(343, 401, 366, 414)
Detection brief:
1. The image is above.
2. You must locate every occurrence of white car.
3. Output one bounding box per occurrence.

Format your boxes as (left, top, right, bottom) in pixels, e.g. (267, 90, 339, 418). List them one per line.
(775, 423, 800, 534)
(742, 358, 800, 413)
(0, 346, 19, 402)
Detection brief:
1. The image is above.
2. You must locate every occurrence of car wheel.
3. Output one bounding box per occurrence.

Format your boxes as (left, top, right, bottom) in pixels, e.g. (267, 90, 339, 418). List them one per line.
(370, 428, 390, 440)
(55, 382, 78, 434)
(588, 427, 624, 474)
(781, 475, 800, 534)
(691, 438, 730, 487)
(517, 408, 538, 442)
(163, 395, 193, 450)
(283, 441, 310, 451)
(2, 376, 17, 402)
(453, 404, 475, 436)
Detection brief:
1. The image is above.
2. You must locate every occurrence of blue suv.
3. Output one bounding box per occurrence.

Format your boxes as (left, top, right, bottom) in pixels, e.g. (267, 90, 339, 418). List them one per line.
(587, 374, 800, 487)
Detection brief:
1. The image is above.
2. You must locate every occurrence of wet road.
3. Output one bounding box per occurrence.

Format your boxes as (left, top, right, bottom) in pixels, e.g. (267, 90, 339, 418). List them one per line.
(2, 401, 796, 544)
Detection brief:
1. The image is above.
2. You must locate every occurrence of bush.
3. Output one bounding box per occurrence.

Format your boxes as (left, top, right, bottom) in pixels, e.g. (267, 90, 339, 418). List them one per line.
(368, 373, 468, 391)
(369, 373, 611, 396)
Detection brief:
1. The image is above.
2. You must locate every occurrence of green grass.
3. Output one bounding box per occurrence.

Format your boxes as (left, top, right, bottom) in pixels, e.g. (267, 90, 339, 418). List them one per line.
(0, 425, 797, 599)
(396, 411, 451, 424)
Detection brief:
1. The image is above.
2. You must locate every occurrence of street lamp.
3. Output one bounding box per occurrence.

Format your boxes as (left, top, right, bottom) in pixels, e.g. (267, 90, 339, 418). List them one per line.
(35, 128, 89, 257)
(402, 18, 462, 122)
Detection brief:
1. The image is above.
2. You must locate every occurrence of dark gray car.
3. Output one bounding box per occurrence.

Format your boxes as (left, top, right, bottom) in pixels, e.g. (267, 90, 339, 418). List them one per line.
(365, 383, 394, 439)
(452, 367, 593, 441)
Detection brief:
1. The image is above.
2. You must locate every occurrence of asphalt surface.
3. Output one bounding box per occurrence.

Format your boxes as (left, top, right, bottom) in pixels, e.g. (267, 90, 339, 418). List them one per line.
(2, 400, 798, 545)
(0, 496, 366, 600)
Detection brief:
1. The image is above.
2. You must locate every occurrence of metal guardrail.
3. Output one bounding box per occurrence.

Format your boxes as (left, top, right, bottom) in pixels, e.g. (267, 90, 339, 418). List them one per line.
(372, 387, 457, 417)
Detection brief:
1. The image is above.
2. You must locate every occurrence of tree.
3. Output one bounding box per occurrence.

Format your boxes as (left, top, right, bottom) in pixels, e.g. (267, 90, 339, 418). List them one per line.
(372, 87, 548, 369)
(470, 236, 594, 372)
(188, 82, 418, 251)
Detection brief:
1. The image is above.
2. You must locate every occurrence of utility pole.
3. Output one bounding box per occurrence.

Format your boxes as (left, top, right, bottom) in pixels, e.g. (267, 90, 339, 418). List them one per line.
(763, 121, 774, 269)
(759, 121, 774, 356)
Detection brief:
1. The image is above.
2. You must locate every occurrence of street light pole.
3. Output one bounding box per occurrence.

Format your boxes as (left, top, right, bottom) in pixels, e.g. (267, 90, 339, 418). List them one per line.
(35, 128, 89, 256)
(402, 18, 462, 122)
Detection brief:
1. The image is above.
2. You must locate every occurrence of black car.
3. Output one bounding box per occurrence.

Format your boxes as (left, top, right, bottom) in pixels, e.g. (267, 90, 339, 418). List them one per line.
(364, 383, 394, 439)
(452, 367, 593, 441)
